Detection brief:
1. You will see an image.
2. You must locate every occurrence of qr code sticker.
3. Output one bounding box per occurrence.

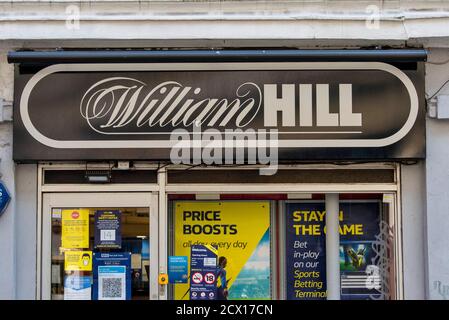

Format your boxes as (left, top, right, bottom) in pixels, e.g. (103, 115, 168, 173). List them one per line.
(100, 229, 116, 241)
(101, 278, 122, 299)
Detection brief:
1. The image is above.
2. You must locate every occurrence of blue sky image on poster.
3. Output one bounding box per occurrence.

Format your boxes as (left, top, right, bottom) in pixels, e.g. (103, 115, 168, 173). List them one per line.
(228, 229, 270, 299)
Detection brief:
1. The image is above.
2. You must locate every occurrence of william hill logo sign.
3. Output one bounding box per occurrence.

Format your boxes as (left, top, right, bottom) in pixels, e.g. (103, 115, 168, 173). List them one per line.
(13, 62, 424, 161)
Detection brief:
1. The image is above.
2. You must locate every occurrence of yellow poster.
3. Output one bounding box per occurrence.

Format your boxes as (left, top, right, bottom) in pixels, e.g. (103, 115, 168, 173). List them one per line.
(174, 201, 270, 300)
(64, 251, 93, 271)
(62, 209, 90, 249)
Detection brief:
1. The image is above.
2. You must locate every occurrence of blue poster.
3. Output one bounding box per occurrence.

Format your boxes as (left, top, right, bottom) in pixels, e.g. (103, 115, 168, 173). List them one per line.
(94, 210, 122, 249)
(168, 256, 188, 284)
(190, 245, 217, 300)
(93, 252, 131, 300)
(285, 201, 382, 300)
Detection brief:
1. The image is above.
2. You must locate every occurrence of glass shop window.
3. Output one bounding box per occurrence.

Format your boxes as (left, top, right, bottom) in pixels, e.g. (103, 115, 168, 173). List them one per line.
(50, 207, 150, 300)
(285, 195, 397, 300)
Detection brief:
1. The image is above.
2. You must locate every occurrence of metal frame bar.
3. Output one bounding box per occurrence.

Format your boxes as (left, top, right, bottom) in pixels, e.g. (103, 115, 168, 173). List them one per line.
(7, 49, 428, 64)
(166, 184, 397, 193)
(36, 164, 43, 299)
(395, 164, 404, 300)
(41, 184, 159, 193)
(149, 192, 160, 300)
(38, 161, 397, 171)
(277, 200, 287, 300)
(325, 193, 340, 300)
(158, 167, 168, 300)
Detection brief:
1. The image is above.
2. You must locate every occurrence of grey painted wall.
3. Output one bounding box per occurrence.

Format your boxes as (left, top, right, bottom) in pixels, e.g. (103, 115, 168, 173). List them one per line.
(401, 161, 426, 299)
(425, 48, 449, 300)
(15, 164, 37, 299)
(0, 49, 15, 300)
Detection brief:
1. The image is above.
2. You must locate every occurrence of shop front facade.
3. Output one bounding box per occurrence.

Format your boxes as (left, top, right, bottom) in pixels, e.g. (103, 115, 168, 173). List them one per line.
(0, 0, 449, 300)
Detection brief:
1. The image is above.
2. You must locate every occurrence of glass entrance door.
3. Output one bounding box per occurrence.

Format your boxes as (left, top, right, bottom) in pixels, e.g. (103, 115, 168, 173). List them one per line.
(41, 192, 158, 300)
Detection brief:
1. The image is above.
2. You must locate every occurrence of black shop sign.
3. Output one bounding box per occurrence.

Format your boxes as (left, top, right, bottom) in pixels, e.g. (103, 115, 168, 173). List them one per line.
(13, 62, 425, 161)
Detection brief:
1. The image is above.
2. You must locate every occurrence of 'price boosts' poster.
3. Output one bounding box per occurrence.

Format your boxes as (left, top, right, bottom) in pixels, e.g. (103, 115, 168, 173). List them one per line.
(174, 201, 270, 300)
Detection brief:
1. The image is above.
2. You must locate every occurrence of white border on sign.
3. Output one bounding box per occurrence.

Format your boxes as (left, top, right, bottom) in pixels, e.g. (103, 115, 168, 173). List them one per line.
(20, 62, 419, 148)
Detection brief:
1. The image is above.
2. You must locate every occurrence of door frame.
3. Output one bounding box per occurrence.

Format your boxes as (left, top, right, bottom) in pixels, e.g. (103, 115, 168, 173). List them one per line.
(40, 192, 159, 300)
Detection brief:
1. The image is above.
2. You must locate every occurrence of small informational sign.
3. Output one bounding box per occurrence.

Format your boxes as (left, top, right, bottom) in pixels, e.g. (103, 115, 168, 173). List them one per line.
(51, 265, 61, 284)
(64, 275, 91, 300)
(61, 209, 89, 249)
(93, 252, 131, 300)
(142, 260, 150, 282)
(382, 193, 394, 204)
(0, 182, 11, 217)
(190, 245, 217, 300)
(51, 208, 62, 219)
(168, 256, 188, 284)
(94, 210, 122, 249)
(131, 254, 142, 269)
(64, 251, 92, 271)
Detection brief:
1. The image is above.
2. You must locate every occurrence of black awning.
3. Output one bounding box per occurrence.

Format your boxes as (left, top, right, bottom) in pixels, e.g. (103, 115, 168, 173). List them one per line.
(7, 49, 428, 64)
